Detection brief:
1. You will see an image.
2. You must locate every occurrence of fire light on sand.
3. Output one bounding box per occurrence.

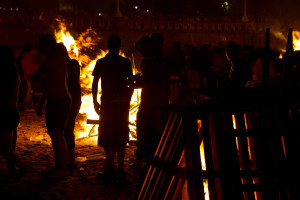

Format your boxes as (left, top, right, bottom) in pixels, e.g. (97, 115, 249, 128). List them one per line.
(54, 19, 140, 145)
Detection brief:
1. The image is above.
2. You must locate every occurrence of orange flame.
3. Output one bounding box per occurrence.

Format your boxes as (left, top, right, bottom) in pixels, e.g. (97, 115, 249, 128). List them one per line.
(54, 19, 140, 145)
(197, 120, 210, 199)
(293, 31, 300, 51)
(55, 19, 79, 59)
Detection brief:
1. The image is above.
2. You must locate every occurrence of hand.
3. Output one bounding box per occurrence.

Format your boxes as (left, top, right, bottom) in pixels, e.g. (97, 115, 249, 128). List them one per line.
(93, 101, 101, 115)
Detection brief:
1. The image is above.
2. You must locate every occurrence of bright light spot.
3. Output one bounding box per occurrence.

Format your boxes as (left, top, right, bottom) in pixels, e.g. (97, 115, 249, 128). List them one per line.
(293, 31, 300, 51)
(146, 9, 150, 13)
(135, 6, 138, 10)
(222, 1, 230, 11)
(16, 8, 19, 11)
(98, 13, 102, 16)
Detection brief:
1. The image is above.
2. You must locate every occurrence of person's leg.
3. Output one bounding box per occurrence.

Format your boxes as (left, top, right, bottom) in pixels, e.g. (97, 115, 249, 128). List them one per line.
(45, 98, 71, 178)
(64, 118, 76, 167)
(64, 102, 80, 167)
(48, 131, 69, 177)
(6, 129, 17, 176)
(116, 147, 126, 178)
(97, 147, 116, 180)
(136, 109, 147, 158)
(104, 147, 116, 170)
(1, 128, 26, 178)
(117, 147, 125, 169)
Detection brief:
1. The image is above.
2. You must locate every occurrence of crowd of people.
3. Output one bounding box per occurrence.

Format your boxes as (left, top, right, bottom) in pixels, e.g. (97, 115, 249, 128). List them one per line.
(0, 31, 299, 183)
(0, 34, 82, 180)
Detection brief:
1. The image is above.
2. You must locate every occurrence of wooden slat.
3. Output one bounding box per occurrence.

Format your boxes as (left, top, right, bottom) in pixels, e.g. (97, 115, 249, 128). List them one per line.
(135, 102, 300, 200)
(213, 112, 244, 200)
(183, 109, 205, 200)
(201, 112, 217, 200)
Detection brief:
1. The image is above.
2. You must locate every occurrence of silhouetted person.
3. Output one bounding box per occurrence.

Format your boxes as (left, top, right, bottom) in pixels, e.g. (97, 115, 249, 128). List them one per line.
(92, 34, 133, 179)
(0, 45, 27, 180)
(225, 41, 252, 88)
(184, 44, 201, 89)
(291, 51, 300, 89)
(208, 45, 228, 88)
(150, 33, 171, 105)
(32, 34, 71, 179)
(191, 44, 211, 88)
(168, 42, 186, 103)
(19, 43, 39, 110)
(16, 42, 30, 111)
(135, 35, 170, 161)
(56, 43, 82, 169)
(168, 42, 186, 76)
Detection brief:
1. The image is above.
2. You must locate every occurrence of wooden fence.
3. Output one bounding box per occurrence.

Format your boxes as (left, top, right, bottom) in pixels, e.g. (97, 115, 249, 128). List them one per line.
(135, 89, 300, 200)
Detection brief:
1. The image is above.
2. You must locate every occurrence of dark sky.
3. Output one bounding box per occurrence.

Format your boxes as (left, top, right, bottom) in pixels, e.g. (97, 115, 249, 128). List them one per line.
(1, 0, 300, 20)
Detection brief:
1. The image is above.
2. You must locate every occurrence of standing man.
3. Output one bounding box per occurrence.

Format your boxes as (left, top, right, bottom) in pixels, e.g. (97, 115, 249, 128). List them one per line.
(225, 41, 252, 88)
(135, 34, 171, 161)
(32, 34, 71, 179)
(56, 43, 82, 170)
(0, 45, 27, 180)
(92, 34, 133, 179)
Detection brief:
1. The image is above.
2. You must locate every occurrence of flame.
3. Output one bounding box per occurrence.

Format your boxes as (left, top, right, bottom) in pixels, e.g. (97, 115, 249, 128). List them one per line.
(271, 30, 300, 55)
(293, 31, 300, 51)
(55, 20, 79, 58)
(54, 19, 140, 145)
(197, 120, 209, 200)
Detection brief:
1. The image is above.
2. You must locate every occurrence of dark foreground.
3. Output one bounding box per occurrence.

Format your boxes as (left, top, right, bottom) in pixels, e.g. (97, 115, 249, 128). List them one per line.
(0, 110, 144, 200)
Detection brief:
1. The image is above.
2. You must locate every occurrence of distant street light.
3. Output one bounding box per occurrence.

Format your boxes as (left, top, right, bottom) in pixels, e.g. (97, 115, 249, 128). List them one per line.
(242, 0, 249, 22)
(222, 2, 230, 12)
(115, 0, 123, 17)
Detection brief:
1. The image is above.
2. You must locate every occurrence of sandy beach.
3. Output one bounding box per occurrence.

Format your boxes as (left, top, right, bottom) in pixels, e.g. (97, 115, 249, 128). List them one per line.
(0, 110, 144, 200)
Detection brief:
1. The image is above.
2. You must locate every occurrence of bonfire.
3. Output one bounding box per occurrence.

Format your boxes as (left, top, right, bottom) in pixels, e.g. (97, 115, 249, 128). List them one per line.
(54, 19, 140, 145)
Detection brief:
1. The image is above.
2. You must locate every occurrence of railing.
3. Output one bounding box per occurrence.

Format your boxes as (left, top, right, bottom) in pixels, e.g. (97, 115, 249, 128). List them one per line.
(0, 12, 267, 34)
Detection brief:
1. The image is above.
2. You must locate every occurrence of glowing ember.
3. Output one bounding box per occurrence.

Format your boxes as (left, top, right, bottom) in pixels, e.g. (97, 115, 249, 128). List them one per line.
(54, 20, 140, 145)
(293, 31, 300, 51)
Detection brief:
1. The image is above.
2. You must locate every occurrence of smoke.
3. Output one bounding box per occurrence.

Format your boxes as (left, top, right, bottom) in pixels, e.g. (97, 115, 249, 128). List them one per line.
(271, 30, 287, 42)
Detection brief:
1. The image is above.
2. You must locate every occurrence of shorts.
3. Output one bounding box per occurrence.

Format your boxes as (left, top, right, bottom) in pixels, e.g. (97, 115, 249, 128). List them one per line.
(46, 97, 71, 133)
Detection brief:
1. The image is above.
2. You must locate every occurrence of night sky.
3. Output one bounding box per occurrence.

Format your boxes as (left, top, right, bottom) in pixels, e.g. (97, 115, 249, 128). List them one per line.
(0, 0, 300, 20)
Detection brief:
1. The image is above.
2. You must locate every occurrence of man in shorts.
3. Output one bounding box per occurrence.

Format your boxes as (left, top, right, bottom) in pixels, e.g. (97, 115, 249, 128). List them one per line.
(32, 34, 71, 179)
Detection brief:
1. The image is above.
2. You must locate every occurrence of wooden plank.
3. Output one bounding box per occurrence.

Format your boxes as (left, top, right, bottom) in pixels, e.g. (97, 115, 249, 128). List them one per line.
(183, 109, 205, 200)
(234, 112, 256, 200)
(201, 112, 217, 200)
(213, 112, 244, 200)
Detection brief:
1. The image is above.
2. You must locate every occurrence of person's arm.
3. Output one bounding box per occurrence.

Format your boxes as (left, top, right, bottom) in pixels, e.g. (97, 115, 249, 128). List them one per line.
(92, 75, 100, 115)
(92, 60, 101, 115)
(127, 60, 134, 97)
